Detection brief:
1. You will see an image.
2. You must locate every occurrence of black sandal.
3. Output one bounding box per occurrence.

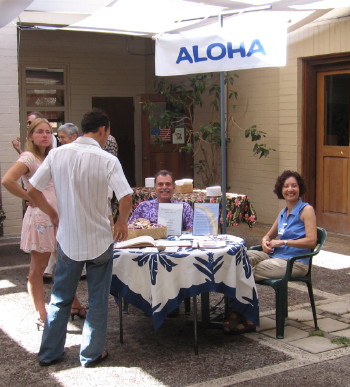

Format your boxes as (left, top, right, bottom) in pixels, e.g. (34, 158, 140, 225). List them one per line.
(223, 311, 256, 335)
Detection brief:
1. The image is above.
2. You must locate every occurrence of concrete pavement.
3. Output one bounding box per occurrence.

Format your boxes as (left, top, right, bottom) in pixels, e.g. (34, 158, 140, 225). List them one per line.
(1, 224, 350, 386)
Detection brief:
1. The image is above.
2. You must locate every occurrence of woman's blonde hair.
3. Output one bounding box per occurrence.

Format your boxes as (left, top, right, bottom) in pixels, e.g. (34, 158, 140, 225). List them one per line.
(25, 118, 53, 157)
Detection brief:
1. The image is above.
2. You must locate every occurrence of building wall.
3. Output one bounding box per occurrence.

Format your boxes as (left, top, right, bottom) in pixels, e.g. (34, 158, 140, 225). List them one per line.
(2, 28, 155, 236)
(227, 15, 350, 226)
(0, 22, 22, 236)
(2, 16, 350, 236)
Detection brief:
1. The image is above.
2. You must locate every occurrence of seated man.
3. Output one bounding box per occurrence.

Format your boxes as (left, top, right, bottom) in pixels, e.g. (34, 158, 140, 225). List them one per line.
(129, 169, 193, 231)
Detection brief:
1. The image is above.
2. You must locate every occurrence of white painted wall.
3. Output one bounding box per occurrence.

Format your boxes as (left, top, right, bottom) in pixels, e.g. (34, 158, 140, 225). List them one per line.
(0, 22, 22, 236)
(227, 15, 350, 226)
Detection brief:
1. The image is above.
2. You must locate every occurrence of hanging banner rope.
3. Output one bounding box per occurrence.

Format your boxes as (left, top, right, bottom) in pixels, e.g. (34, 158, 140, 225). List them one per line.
(155, 12, 287, 76)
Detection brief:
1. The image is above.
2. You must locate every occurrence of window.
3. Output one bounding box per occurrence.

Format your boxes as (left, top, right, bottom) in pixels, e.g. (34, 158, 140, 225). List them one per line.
(22, 66, 68, 133)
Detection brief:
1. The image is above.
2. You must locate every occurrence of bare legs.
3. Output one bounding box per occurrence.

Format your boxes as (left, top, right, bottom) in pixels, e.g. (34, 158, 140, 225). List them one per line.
(27, 251, 51, 322)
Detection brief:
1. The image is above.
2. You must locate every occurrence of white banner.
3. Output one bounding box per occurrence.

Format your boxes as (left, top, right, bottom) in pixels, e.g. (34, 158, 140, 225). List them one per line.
(155, 13, 287, 76)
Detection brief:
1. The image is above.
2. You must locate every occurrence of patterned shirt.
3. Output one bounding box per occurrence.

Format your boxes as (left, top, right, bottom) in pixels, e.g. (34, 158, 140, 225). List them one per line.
(103, 134, 118, 157)
(129, 198, 193, 231)
(29, 136, 132, 261)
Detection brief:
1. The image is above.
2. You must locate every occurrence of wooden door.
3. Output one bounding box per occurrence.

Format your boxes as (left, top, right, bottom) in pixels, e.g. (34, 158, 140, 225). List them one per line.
(92, 97, 135, 186)
(316, 71, 350, 233)
(140, 94, 193, 181)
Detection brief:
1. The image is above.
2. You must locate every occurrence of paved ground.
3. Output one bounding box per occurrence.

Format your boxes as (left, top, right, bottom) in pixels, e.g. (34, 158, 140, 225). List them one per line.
(1, 223, 350, 386)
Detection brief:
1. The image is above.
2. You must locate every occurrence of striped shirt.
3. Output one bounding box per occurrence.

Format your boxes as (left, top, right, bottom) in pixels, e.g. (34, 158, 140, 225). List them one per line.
(29, 136, 133, 261)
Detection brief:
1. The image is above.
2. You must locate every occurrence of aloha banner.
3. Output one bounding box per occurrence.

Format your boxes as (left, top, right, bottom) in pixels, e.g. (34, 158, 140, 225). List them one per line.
(155, 13, 287, 76)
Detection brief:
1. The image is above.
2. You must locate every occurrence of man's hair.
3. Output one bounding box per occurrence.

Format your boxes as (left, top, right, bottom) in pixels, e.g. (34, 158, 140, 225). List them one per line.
(154, 169, 173, 182)
(28, 111, 45, 119)
(81, 109, 110, 134)
(58, 123, 79, 137)
(273, 170, 306, 199)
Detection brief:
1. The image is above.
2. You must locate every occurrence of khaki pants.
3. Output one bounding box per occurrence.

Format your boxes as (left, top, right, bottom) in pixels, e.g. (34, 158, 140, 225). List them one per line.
(247, 250, 308, 281)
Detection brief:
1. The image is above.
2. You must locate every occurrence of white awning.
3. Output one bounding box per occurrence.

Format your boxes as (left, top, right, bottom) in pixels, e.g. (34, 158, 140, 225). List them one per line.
(1, 0, 349, 37)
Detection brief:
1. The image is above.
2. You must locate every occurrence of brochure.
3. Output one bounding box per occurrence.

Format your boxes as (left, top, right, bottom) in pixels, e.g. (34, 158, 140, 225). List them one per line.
(192, 203, 220, 236)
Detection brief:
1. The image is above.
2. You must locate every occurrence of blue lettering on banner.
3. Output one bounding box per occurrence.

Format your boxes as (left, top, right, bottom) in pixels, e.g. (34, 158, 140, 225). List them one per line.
(193, 46, 207, 62)
(247, 39, 266, 57)
(207, 43, 226, 61)
(176, 39, 266, 64)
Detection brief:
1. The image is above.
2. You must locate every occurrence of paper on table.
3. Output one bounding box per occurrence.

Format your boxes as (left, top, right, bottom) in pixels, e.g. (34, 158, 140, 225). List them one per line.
(158, 203, 183, 236)
(192, 203, 220, 236)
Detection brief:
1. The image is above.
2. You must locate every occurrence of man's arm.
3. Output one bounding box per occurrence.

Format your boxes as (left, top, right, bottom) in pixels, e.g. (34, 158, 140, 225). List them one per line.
(113, 194, 132, 241)
(27, 184, 59, 227)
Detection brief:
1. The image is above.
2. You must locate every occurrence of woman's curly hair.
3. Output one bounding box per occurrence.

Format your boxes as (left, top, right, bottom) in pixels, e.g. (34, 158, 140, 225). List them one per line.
(273, 170, 306, 199)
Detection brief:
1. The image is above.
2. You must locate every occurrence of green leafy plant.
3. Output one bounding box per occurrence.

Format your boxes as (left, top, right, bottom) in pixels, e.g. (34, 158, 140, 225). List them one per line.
(309, 329, 325, 337)
(143, 73, 274, 187)
(331, 337, 350, 346)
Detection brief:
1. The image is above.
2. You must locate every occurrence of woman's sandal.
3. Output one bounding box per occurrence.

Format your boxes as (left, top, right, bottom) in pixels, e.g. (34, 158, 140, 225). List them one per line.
(223, 311, 256, 335)
(70, 307, 87, 321)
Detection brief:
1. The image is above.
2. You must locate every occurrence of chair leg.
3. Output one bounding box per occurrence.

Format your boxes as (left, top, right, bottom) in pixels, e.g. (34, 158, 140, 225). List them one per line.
(306, 282, 319, 330)
(123, 300, 129, 314)
(193, 295, 198, 355)
(274, 285, 288, 339)
(184, 298, 191, 315)
(118, 294, 124, 344)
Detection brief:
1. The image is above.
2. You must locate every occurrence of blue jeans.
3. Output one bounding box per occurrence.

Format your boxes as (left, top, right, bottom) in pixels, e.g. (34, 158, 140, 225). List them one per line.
(38, 243, 113, 366)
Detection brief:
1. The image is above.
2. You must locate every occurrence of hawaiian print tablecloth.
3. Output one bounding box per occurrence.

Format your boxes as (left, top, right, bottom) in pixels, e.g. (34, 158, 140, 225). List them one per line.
(114, 187, 257, 228)
(110, 234, 259, 330)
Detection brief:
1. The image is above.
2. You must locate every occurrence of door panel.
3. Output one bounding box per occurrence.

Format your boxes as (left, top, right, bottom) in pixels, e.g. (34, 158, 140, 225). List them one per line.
(316, 71, 350, 233)
(141, 94, 193, 181)
(92, 97, 135, 186)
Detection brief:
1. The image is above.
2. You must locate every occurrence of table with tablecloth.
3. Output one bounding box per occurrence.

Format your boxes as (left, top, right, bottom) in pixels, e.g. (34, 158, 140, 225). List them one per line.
(113, 187, 257, 228)
(110, 234, 259, 331)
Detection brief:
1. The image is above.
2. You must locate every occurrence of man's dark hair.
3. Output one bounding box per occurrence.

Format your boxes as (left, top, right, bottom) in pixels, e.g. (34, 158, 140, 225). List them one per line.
(154, 169, 173, 182)
(273, 170, 306, 199)
(28, 111, 45, 119)
(81, 108, 110, 134)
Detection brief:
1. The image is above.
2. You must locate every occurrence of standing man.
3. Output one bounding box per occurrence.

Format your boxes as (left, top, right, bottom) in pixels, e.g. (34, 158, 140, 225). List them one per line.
(28, 109, 133, 367)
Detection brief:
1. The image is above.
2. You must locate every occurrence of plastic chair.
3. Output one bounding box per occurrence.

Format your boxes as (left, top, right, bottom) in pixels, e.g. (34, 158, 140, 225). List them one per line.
(249, 227, 327, 339)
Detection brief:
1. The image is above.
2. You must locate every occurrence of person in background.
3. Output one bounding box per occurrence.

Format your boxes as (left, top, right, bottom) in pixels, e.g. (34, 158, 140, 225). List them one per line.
(12, 111, 57, 154)
(2, 118, 56, 330)
(103, 134, 118, 156)
(223, 170, 317, 335)
(57, 122, 79, 145)
(12, 111, 56, 284)
(129, 169, 193, 231)
(28, 109, 133, 367)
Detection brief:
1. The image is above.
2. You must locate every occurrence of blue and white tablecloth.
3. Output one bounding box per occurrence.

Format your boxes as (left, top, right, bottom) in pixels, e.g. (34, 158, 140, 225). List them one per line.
(111, 235, 259, 330)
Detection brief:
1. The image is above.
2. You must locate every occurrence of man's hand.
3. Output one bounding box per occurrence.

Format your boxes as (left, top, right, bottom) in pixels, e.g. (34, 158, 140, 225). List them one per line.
(113, 219, 128, 242)
(27, 184, 58, 227)
(113, 193, 132, 241)
(12, 139, 22, 154)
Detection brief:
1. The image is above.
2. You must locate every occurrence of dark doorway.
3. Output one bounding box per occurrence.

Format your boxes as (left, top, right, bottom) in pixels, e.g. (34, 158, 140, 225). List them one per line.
(92, 97, 135, 186)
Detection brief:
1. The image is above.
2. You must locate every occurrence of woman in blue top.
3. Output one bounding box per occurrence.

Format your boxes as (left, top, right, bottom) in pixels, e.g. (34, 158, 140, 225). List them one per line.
(248, 170, 317, 281)
(224, 170, 317, 334)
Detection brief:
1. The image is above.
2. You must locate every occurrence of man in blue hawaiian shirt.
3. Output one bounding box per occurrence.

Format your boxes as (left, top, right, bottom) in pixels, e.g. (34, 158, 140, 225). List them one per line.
(129, 169, 193, 231)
